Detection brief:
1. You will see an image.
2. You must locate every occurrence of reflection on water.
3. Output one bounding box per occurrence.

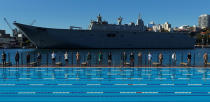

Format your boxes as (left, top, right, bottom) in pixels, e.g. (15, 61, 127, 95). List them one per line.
(0, 67, 210, 80)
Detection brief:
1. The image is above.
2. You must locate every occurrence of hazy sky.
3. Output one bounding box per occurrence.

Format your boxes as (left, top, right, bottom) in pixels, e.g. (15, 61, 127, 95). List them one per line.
(0, 0, 209, 34)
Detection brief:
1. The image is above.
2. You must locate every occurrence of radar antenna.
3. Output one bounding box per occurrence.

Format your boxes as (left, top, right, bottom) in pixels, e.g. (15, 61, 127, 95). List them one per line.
(118, 16, 123, 25)
(138, 13, 141, 19)
(97, 14, 102, 23)
(30, 20, 36, 26)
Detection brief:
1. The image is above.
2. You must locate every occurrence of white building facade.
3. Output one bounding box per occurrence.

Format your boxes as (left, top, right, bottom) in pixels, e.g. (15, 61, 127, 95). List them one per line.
(198, 14, 210, 29)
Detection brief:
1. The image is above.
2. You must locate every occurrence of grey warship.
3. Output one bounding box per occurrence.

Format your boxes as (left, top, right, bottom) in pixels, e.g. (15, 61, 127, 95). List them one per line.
(14, 14, 195, 49)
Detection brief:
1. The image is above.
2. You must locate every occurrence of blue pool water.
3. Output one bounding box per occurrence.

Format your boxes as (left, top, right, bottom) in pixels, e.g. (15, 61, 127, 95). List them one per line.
(0, 67, 210, 102)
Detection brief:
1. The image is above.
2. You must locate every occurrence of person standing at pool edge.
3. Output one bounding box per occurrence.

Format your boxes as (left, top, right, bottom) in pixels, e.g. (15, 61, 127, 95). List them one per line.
(172, 52, 176, 66)
(159, 53, 163, 66)
(26, 53, 30, 66)
(138, 52, 142, 67)
(121, 52, 127, 66)
(76, 51, 80, 66)
(87, 52, 91, 66)
(51, 51, 56, 65)
(1, 51, 6, 66)
(148, 52, 152, 66)
(187, 53, 191, 66)
(98, 51, 103, 65)
(15, 51, 19, 66)
(203, 53, 208, 66)
(37, 52, 42, 66)
(108, 52, 112, 66)
(64, 51, 69, 66)
(130, 52, 135, 67)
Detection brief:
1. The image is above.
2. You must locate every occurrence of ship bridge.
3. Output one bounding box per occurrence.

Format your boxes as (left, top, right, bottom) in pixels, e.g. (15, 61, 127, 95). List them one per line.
(89, 14, 145, 32)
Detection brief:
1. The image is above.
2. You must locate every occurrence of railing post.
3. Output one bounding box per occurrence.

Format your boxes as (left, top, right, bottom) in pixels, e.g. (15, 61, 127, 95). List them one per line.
(21, 52, 23, 66)
(144, 54, 146, 66)
(181, 53, 183, 63)
(8, 53, 10, 65)
(46, 53, 49, 66)
(33, 52, 35, 62)
(193, 53, 195, 66)
(169, 53, 171, 67)
(72, 52, 73, 66)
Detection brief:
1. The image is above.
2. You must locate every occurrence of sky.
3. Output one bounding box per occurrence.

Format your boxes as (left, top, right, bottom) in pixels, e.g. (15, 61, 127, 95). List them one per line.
(0, 0, 209, 34)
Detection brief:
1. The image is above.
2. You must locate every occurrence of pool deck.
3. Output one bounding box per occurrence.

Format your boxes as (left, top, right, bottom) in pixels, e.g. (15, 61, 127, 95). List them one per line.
(0, 65, 209, 68)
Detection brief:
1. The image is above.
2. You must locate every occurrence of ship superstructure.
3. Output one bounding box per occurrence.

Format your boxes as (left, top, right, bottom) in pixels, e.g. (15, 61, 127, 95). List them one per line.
(89, 14, 145, 31)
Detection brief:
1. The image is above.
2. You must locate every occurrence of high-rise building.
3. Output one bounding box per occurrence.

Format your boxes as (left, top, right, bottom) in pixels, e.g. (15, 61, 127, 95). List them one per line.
(162, 22, 172, 32)
(147, 21, 155, 28)
(152, 24, 162, 32)
(198, 14, 210, 29)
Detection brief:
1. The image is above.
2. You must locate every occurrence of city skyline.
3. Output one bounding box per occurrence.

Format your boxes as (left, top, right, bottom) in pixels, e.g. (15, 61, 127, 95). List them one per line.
(0, 0, 210, 34)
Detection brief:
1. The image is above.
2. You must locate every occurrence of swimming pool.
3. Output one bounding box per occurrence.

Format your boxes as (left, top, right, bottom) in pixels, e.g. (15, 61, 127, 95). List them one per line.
(0, 67, 210, 102)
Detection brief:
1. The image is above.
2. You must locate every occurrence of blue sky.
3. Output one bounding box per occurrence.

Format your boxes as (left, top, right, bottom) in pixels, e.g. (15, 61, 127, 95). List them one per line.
(0, 0, 209, 34)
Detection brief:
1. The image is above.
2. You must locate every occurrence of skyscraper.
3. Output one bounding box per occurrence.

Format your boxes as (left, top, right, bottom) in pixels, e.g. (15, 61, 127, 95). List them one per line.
(198, 14, 210, 29)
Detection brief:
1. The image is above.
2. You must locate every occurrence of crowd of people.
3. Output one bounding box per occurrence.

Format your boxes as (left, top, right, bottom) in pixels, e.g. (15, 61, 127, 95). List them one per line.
(0, 51, 209, 67)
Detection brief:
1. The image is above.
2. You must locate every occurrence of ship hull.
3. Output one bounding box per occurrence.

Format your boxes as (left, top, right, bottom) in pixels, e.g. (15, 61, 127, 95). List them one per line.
(14, 23, 195, 49)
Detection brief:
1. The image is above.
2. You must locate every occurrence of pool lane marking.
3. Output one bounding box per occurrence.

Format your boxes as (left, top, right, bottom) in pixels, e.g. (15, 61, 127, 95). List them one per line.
(18, 78, 31, 80)
(132, 84, 147, 86)
(36, 70, 45, 72)
(6, 73, 207, 76)
(67, 78, 80, 80)
(162, 74, 172, 76)
(58, 84, 72, 86)
(130, 78, 143, 80)
(188, 84, 202, 86)
(87, 84, 101, 86)
(43, 78, 55, 80)
(1, 91, 210, 95)
(18, 92, 36, 94)
(141, 74, 152, 76)
(160, 70, 170, 72)
(29, 84, 44, 86)
(0, 83, 208, 86)
(178, 78, 190, 80)
(0, 84, 15, 86)
(107, 73, 118, 75)
(54, 70, 64, 72)
(155, 78, 167, 80)
(120, 92, 136, 94)
(8, 70, 18, 72)
(86, 74, 97, 76)
(22, 73, 32, 75)
(174, 92, 192, 94)
(91, 78, 104, 80)
(182, 74, 193, 75)
(1, 77, 210, 80)
(87, 92, 104, 94)
(114, 84, 129, 85)
(160, 84, 174, 86)
(115, 78, 129, 80)
(52, 92, 70, 94)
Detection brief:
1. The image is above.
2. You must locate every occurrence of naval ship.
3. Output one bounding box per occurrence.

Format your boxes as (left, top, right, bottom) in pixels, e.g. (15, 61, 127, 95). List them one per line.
(14, 14, 195, 49)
